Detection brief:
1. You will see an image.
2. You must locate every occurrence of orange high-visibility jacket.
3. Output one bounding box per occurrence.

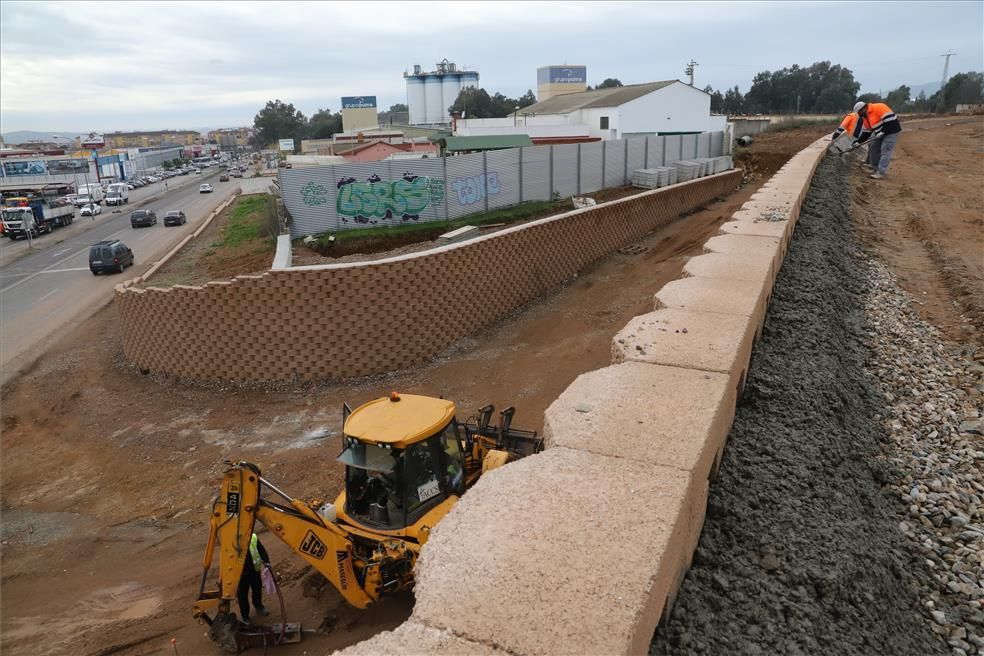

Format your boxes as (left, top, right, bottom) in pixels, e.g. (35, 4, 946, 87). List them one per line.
(833, 112, 865, 139)
(861, 102, 902, 135)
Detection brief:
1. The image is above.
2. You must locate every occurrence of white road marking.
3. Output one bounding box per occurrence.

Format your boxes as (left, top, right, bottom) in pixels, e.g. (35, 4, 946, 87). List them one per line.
(38, 267, 90, 274)
(50, 249, 70, 258)
(38, 289, 59, 302)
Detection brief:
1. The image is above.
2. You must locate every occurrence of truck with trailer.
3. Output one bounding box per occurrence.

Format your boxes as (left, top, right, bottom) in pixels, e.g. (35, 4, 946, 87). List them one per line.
(1, 195, 76, 239)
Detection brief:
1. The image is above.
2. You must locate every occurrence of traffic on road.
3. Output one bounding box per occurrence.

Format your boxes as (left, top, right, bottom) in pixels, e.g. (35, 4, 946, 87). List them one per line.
(0, 160, 251, 383)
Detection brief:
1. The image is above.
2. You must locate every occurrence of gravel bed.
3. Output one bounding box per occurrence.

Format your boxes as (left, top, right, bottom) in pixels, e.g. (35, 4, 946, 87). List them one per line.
(649, 154, 949, 655)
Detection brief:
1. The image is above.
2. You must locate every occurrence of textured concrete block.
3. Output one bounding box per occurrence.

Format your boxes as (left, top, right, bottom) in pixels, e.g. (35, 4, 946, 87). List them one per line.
(718, 218, 790, 246)
(654, 276, 766, 319)
(412, 448, 694, 656)
(683, 252, 773, 291)
(543, 362, 735, 482)
(612, 308, 756, 392)
(335, 620, 509, 656)
(703, 234, 784, 275)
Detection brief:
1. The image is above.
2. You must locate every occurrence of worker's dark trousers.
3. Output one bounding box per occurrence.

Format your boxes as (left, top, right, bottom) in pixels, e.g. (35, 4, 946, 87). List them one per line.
(237, 566, 263, 621)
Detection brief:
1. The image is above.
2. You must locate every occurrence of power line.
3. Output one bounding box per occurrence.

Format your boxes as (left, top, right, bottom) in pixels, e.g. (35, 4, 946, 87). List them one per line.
(940, 51, 956, 88)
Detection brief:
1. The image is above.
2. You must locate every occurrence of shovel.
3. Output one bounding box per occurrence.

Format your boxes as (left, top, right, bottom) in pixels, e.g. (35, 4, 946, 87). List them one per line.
(839, 132, 883, 156)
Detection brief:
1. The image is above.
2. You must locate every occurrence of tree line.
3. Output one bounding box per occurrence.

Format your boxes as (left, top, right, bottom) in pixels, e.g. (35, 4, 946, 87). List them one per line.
(702, 63, 983, 115)
(251, 65, 983, 148)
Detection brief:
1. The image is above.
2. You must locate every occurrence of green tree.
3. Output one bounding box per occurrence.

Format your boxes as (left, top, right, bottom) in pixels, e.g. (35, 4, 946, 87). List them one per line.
(596, 78, 623, 89)
(885, 85, 911, 111)
(308, 108, 343, 139)
(723, 85, 745, 114)
(932, 72, 984, 112)
(857, 92, 882, 103)
(251, 99, 307, 149)
(517, 90, 537, 108)
(911, 90, 932, 113)
(704, 85, 725, 113)
(449, 87, 537, 118)
(744, 62, 859, 113)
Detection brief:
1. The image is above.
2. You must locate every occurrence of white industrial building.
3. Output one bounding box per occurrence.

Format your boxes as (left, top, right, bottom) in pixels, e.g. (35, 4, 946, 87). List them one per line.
(455, 80, 727, 141)
(405, 59, 479, 126)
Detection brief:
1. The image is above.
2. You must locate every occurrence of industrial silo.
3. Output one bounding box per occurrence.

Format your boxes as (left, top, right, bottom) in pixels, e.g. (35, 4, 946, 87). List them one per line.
(406, 67, 427, 126)
(404, 60, 479, 125)
(441, 74, 462, 121)
(424, 76, 444, 124)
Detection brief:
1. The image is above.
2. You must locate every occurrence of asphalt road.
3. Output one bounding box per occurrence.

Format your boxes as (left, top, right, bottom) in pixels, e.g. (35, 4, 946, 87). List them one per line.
(0, 173, 241, 385)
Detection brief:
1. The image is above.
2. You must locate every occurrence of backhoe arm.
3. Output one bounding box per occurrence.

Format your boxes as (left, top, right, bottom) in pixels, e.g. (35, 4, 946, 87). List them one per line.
(194, 462, 375, 636)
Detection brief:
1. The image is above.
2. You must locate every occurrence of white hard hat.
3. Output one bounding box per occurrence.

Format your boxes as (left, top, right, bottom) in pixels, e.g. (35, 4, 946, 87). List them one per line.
(853, 101, 866, 113)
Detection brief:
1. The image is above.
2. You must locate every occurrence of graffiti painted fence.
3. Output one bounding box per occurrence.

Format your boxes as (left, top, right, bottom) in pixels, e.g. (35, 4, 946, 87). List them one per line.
(280, 131, 727, 237)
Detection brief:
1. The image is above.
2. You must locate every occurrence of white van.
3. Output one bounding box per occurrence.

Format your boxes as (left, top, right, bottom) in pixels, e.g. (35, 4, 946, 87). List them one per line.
(106, 183, 129, 205)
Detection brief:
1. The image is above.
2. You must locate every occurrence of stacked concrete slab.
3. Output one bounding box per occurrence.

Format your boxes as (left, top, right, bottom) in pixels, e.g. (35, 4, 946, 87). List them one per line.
(631, 167, 677, 189)
(338, 136, 831, 655)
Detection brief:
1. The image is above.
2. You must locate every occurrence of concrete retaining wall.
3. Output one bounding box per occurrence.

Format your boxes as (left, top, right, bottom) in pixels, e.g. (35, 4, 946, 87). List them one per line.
(337, 136, 831, 655)
(114, 169, 741, 382)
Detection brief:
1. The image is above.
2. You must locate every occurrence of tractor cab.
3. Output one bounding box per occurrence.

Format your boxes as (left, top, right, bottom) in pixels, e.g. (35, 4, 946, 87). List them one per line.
(336, 392, 543, 533)
(338, 393, 466, 531)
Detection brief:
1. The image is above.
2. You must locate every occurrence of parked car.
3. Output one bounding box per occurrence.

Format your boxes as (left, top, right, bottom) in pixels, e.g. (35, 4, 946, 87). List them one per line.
(80, 203, 102, 217)
(199, 184, 213, 193)
(89, 239, 134, 275)
(231, 171, 243, 178)
(194, 168, 202, 174)
(219, 174, 229, 182)
(130, 209, 157, 228)
(163, 210, 187, 226)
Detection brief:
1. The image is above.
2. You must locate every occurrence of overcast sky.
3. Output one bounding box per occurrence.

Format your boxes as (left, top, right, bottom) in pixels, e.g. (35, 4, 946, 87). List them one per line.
(1, 1, 981, 134)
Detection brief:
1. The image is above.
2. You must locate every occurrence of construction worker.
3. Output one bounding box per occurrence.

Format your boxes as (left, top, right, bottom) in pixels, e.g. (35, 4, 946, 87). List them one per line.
(238, 532, 271, 625)
(831, 111, 866, 142)
(855, 100, 902, 179)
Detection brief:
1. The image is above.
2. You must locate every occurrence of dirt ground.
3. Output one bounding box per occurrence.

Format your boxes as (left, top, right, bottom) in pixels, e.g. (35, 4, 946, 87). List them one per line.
(0, 125, 873, 656)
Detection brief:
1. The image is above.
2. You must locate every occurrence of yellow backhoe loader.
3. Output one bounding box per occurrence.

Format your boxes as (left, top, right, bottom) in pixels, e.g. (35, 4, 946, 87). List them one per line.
(193, 392, 541, 652)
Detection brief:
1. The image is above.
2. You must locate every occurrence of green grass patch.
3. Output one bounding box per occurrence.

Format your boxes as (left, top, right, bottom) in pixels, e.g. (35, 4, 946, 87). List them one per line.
(307, 199, 564, 252)
(223, 195, 273, 247)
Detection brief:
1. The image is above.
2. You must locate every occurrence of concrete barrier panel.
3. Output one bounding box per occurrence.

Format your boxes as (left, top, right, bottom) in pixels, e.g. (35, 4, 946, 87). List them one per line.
(412, 447, 694, 656)
(654, 276, 767, 320)
(612, 308, 756, 395)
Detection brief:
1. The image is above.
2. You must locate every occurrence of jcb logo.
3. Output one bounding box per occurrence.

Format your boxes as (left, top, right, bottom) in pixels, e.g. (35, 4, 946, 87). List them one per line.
(299, 530, 327, 559)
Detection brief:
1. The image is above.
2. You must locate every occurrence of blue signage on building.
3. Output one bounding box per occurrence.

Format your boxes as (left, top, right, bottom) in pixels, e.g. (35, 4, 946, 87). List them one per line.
(539, 66, 587, 85)
(341, 96, 377, 109)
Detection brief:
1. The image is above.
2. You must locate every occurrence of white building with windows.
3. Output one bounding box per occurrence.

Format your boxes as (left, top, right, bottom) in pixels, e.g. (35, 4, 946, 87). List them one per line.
(455, 80, 726, 141)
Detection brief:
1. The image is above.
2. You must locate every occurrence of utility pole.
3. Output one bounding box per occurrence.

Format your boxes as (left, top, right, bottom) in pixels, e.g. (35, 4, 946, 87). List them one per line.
(685, 59, 698, 86)
(940, 51, 956, 88)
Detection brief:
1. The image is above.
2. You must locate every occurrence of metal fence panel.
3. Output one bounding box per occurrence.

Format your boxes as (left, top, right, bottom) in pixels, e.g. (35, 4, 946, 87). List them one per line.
(710, 131, 724, 157)
(663, 135, 682, 165)
(552, 144, 579, 198)
(283, 131, 726, 236)
(604, 139, 626, 187)
(579, 141, 604, 194)
(446, 152, 489, 220)
(646, 136, 665, 167)
(627, 138, 646, 176)
(681, 134, 698, 160)
(697, 132, 711, 158)
(521, 146, 551, 202)
(485, 149, 521, 210)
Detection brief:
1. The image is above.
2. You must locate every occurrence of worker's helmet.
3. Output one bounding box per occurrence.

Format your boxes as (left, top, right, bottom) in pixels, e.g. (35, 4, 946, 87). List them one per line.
(853, 101, 866, 113)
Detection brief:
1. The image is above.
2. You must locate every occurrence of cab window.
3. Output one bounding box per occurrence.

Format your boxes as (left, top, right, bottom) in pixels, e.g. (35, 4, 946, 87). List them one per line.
(441, 422, 465, 495)
(404, 436, 444, 521)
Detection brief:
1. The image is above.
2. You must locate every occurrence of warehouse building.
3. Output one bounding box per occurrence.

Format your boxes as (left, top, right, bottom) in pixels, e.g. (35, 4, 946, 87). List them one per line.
(455, 80, 727, 141)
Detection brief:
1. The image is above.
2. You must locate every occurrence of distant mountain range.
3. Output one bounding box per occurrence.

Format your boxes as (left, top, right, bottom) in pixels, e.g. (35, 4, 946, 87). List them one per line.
(908, 81, 942, 98)
(1, 130, 84, 145)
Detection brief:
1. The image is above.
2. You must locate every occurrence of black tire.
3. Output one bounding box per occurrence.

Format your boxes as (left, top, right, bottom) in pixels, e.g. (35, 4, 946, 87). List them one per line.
(118, 263, 125, 274)
(92, 270, 99, 276)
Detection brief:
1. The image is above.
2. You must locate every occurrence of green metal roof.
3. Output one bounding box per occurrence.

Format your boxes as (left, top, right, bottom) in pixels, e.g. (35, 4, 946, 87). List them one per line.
(437, 134, 535, 152)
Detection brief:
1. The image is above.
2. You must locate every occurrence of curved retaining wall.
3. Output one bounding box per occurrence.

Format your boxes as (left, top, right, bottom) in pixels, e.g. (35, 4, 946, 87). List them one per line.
(115, 170, 741, 382)
(336, 137, 831, 655)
